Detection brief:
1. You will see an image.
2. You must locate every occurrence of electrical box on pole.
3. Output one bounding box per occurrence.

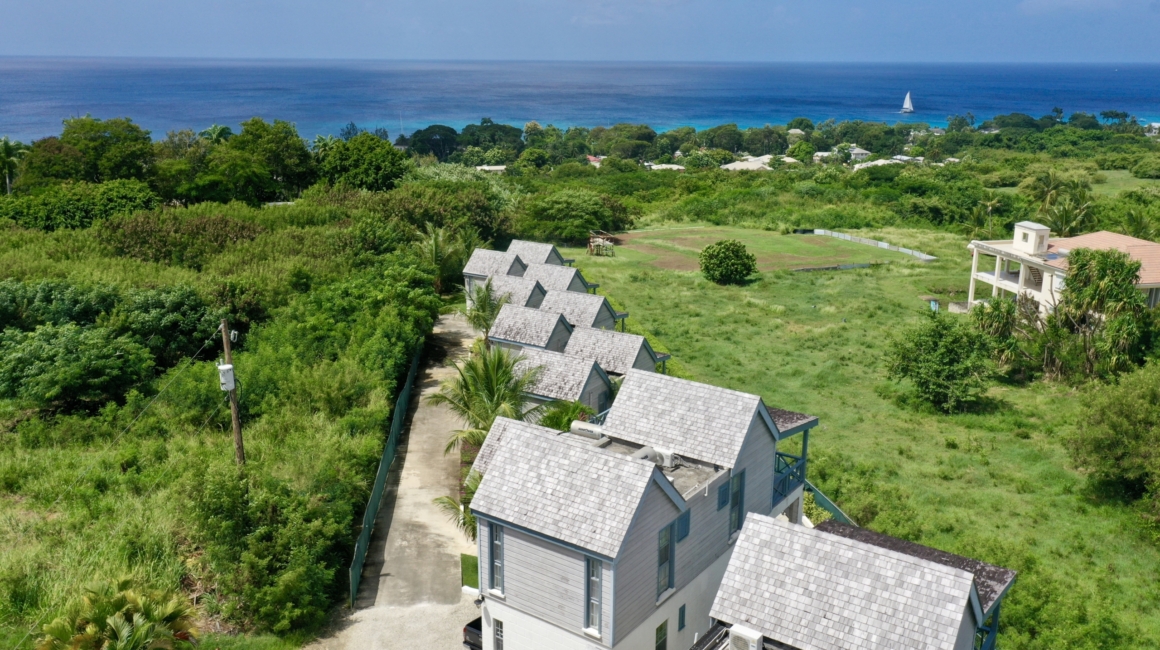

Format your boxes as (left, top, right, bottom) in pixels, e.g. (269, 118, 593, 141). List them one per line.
(220, 319, 245, 466)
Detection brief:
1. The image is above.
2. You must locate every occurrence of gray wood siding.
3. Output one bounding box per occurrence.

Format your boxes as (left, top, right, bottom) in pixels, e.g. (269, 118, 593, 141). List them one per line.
(737, 412, 778, 515)
(546, 322, 571, 352)
(567, 275, 588, 293)
(592, 305, 616, 330)
(673, 471, 732, 593)
(527, 285, 547, 308)
(579, 371, 612, 412)
(479, 520, 614, 643)
(632, 346, 656, 372)
(611, 478, 681, 645)
(503, 527, 587, 632)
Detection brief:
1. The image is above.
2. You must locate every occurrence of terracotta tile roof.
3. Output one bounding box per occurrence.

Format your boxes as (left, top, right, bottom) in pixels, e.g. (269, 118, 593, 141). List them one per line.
(1044, 231, 1160, 285)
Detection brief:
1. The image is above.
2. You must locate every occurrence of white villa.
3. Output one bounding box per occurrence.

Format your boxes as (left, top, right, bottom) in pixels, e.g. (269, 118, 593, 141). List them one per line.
(967, 223, 1160, 312)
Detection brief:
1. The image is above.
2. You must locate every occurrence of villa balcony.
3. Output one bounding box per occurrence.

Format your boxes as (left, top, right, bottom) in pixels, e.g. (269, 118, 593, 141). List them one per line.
(973, 269, 1043, 294)
(774, 451, 806, 500)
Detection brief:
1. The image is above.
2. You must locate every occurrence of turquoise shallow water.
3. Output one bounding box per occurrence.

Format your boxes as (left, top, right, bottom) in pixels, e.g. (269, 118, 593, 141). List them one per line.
(1, 58, 1158, 141)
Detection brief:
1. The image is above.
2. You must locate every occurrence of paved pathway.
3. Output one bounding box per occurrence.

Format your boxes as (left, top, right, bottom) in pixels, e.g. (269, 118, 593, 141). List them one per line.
(307, 314, 480, 650)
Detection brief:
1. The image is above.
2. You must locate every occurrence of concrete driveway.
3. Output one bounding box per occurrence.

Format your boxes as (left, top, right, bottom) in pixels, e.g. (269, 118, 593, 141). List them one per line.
(307, 314, 481, 650)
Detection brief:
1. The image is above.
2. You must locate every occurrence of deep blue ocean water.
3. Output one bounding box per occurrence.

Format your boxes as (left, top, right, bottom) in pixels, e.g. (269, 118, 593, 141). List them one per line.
(2, 58, 1159, 142)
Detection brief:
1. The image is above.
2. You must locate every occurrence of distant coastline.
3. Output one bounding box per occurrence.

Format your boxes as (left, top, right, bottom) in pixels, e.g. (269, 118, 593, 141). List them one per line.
(2, 58, 1159, 141)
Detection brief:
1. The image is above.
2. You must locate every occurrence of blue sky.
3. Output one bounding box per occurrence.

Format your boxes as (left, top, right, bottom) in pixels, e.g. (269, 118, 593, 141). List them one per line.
(4, 0, 1160, 62)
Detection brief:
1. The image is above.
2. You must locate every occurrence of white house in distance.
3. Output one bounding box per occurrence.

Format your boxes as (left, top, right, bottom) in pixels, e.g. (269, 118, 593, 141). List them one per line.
(702, 515, 1016, 650)
(967, 222, 1160, 312)
(470, 370, 818, 650)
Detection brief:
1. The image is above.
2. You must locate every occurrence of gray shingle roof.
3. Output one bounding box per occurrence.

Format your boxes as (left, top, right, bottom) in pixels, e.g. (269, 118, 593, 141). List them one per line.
(564, 326, 654, 375)
(539, 290, 612, 329)
(463, 249, 524, 278)
(515, 347, 604, 402)
(767, 407, 819, 438)
(471, 422, 658, 558)
(602, 370, 767, 468)
(485, 275, 545, 308)
(711, 514, 975, 650)
(490, 304, 571, 348)
(471, 417, 561, 476)
(522, 263, 588, 291)
(814, 521, 1016, 615)
(506, 240, 563, 265)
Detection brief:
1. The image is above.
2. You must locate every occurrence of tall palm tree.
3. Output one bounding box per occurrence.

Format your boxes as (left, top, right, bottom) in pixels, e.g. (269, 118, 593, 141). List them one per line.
(1119, 209, 1157, 241)
(37, 578, 198, 650)
(427, 342, 542, 454)
(464, 278, 509, 339)
(1023, 170, 1068, 213)
(198, 124, 234, 144)
(1042, 193, 1093, 237)
(312, 134, 340, 159)
(434, 470, 482, 541)
(416, 224, 463, 295)
(0, 137, 25, 195)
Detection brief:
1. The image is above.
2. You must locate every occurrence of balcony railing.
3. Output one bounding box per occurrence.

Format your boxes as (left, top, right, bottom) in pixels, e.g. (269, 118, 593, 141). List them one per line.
(588, 409, 610, 426)
(774, 451, 806, 500)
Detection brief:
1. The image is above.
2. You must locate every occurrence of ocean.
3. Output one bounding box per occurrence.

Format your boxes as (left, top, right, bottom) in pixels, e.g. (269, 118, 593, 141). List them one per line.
(1, 58, 1159, 142)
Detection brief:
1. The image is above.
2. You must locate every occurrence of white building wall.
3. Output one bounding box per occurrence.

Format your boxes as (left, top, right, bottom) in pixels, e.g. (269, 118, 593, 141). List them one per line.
(612, 550, 732, 650)
(482, 598, 608, 650)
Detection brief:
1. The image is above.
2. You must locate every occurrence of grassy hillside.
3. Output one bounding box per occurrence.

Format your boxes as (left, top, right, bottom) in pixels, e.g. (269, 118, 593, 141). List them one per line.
(567, 226, 1160, 649)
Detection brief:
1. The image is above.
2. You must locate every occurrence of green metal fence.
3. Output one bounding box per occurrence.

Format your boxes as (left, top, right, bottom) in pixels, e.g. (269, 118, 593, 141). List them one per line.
(805, 479, 856, 526)
(349, 349, 423, 608)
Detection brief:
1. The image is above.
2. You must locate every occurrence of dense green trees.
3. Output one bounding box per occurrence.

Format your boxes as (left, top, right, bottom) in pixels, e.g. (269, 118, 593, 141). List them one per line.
(887, 312, 995, 412)
(699, 239, 757, 285)
(516, 188, 631, 243)
(319, 132, 411, 191)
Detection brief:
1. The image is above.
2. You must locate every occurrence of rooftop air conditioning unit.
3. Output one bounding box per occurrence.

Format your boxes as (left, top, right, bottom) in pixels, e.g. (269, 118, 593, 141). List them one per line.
(729, 625, 762, 650)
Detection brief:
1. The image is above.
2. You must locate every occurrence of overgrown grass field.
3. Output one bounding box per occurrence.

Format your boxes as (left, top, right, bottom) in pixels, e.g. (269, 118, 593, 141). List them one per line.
(567, 226, 1160, 649)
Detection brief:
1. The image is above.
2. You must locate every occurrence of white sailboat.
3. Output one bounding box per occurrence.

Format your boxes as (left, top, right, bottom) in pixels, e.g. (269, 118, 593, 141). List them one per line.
(901, 92, 915, 114)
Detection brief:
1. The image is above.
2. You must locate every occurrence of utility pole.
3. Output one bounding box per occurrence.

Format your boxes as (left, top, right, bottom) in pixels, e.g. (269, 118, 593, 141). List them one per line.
(219, 318, 245, 465)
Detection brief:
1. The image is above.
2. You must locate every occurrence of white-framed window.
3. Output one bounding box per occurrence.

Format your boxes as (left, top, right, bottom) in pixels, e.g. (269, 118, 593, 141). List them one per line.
(489, 523, 504, 593)
(657, 523, 674, 598)
(585, 557, 602, 631)
(494, 619, 504, 650)
(655, 620, 668, 650)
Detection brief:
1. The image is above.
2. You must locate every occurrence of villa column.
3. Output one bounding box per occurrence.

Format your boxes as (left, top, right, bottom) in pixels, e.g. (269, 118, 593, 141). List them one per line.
(968, 249, 979, 304)
(1017, 263, 1028, 302)
(993, 255, 1002, 297)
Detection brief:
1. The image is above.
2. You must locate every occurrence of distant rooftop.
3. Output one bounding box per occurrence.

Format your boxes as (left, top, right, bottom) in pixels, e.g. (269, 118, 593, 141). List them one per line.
(463, 249, 524, 278)
(564, 326, 659, 375)
(522, 262, 592, 292)
(485, 274, 545, 308)
(539, 290, 618, 329)
(506, 239, 569, 265)
(490, 304, 570, 348)
(515, 347, 606, 403)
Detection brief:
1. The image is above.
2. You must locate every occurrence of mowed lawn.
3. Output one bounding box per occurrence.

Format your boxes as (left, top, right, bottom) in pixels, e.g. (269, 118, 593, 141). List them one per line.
(565, 226, 1160, 647)
(618, 226, 912, 272)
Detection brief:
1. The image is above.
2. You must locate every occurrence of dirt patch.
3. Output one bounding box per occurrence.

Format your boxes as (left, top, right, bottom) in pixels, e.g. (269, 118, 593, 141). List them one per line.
(629, 242, 701, 271)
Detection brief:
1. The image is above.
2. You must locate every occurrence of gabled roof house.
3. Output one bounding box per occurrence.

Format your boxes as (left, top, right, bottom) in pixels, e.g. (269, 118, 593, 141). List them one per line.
(563, 327, 669, 375)
(471, 369, 819, 650)
(704, 515, 1015, 650)
(463, 249, 527, 301)
(514, 347, 613, 412)
(485, 275, 547, 309)
(489, 304, 573, 353)
(523, 262, 598, 293)
(506, 239, 574, 266)
(539, 290, 627, 331)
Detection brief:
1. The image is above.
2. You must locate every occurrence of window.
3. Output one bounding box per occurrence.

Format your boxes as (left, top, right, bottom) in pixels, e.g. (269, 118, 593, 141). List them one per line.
(729, 470, 746, 535)
(655, 620, 668, 650)
(494, 620, 504, 650)
(489, 523, 504, 592)
(585, 558, 602, 631)
(1021, 232, 1029, 242)
(657, 524, 674, 598)
(717, 483, 730, 510)
(676, 510, 690, 542)
(678, 604, 686, 631)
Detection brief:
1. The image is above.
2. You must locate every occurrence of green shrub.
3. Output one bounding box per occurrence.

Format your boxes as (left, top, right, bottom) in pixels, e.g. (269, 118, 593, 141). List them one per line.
(0, 179, 159, 230)
(538, 400, 596, 432)
(319, 132, 412, 192)
(0, 279, 119, 330)
(96, 210, 265, 269)
(886, 311, 994, 412)
(1069, 362, 1160, 498)
(106, 285, 222, 369)
(516, 188, 631, 244)
(1131, 157, 1160, 179)
(698, 239, 757, 285)
(0, 323, 154, 412)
